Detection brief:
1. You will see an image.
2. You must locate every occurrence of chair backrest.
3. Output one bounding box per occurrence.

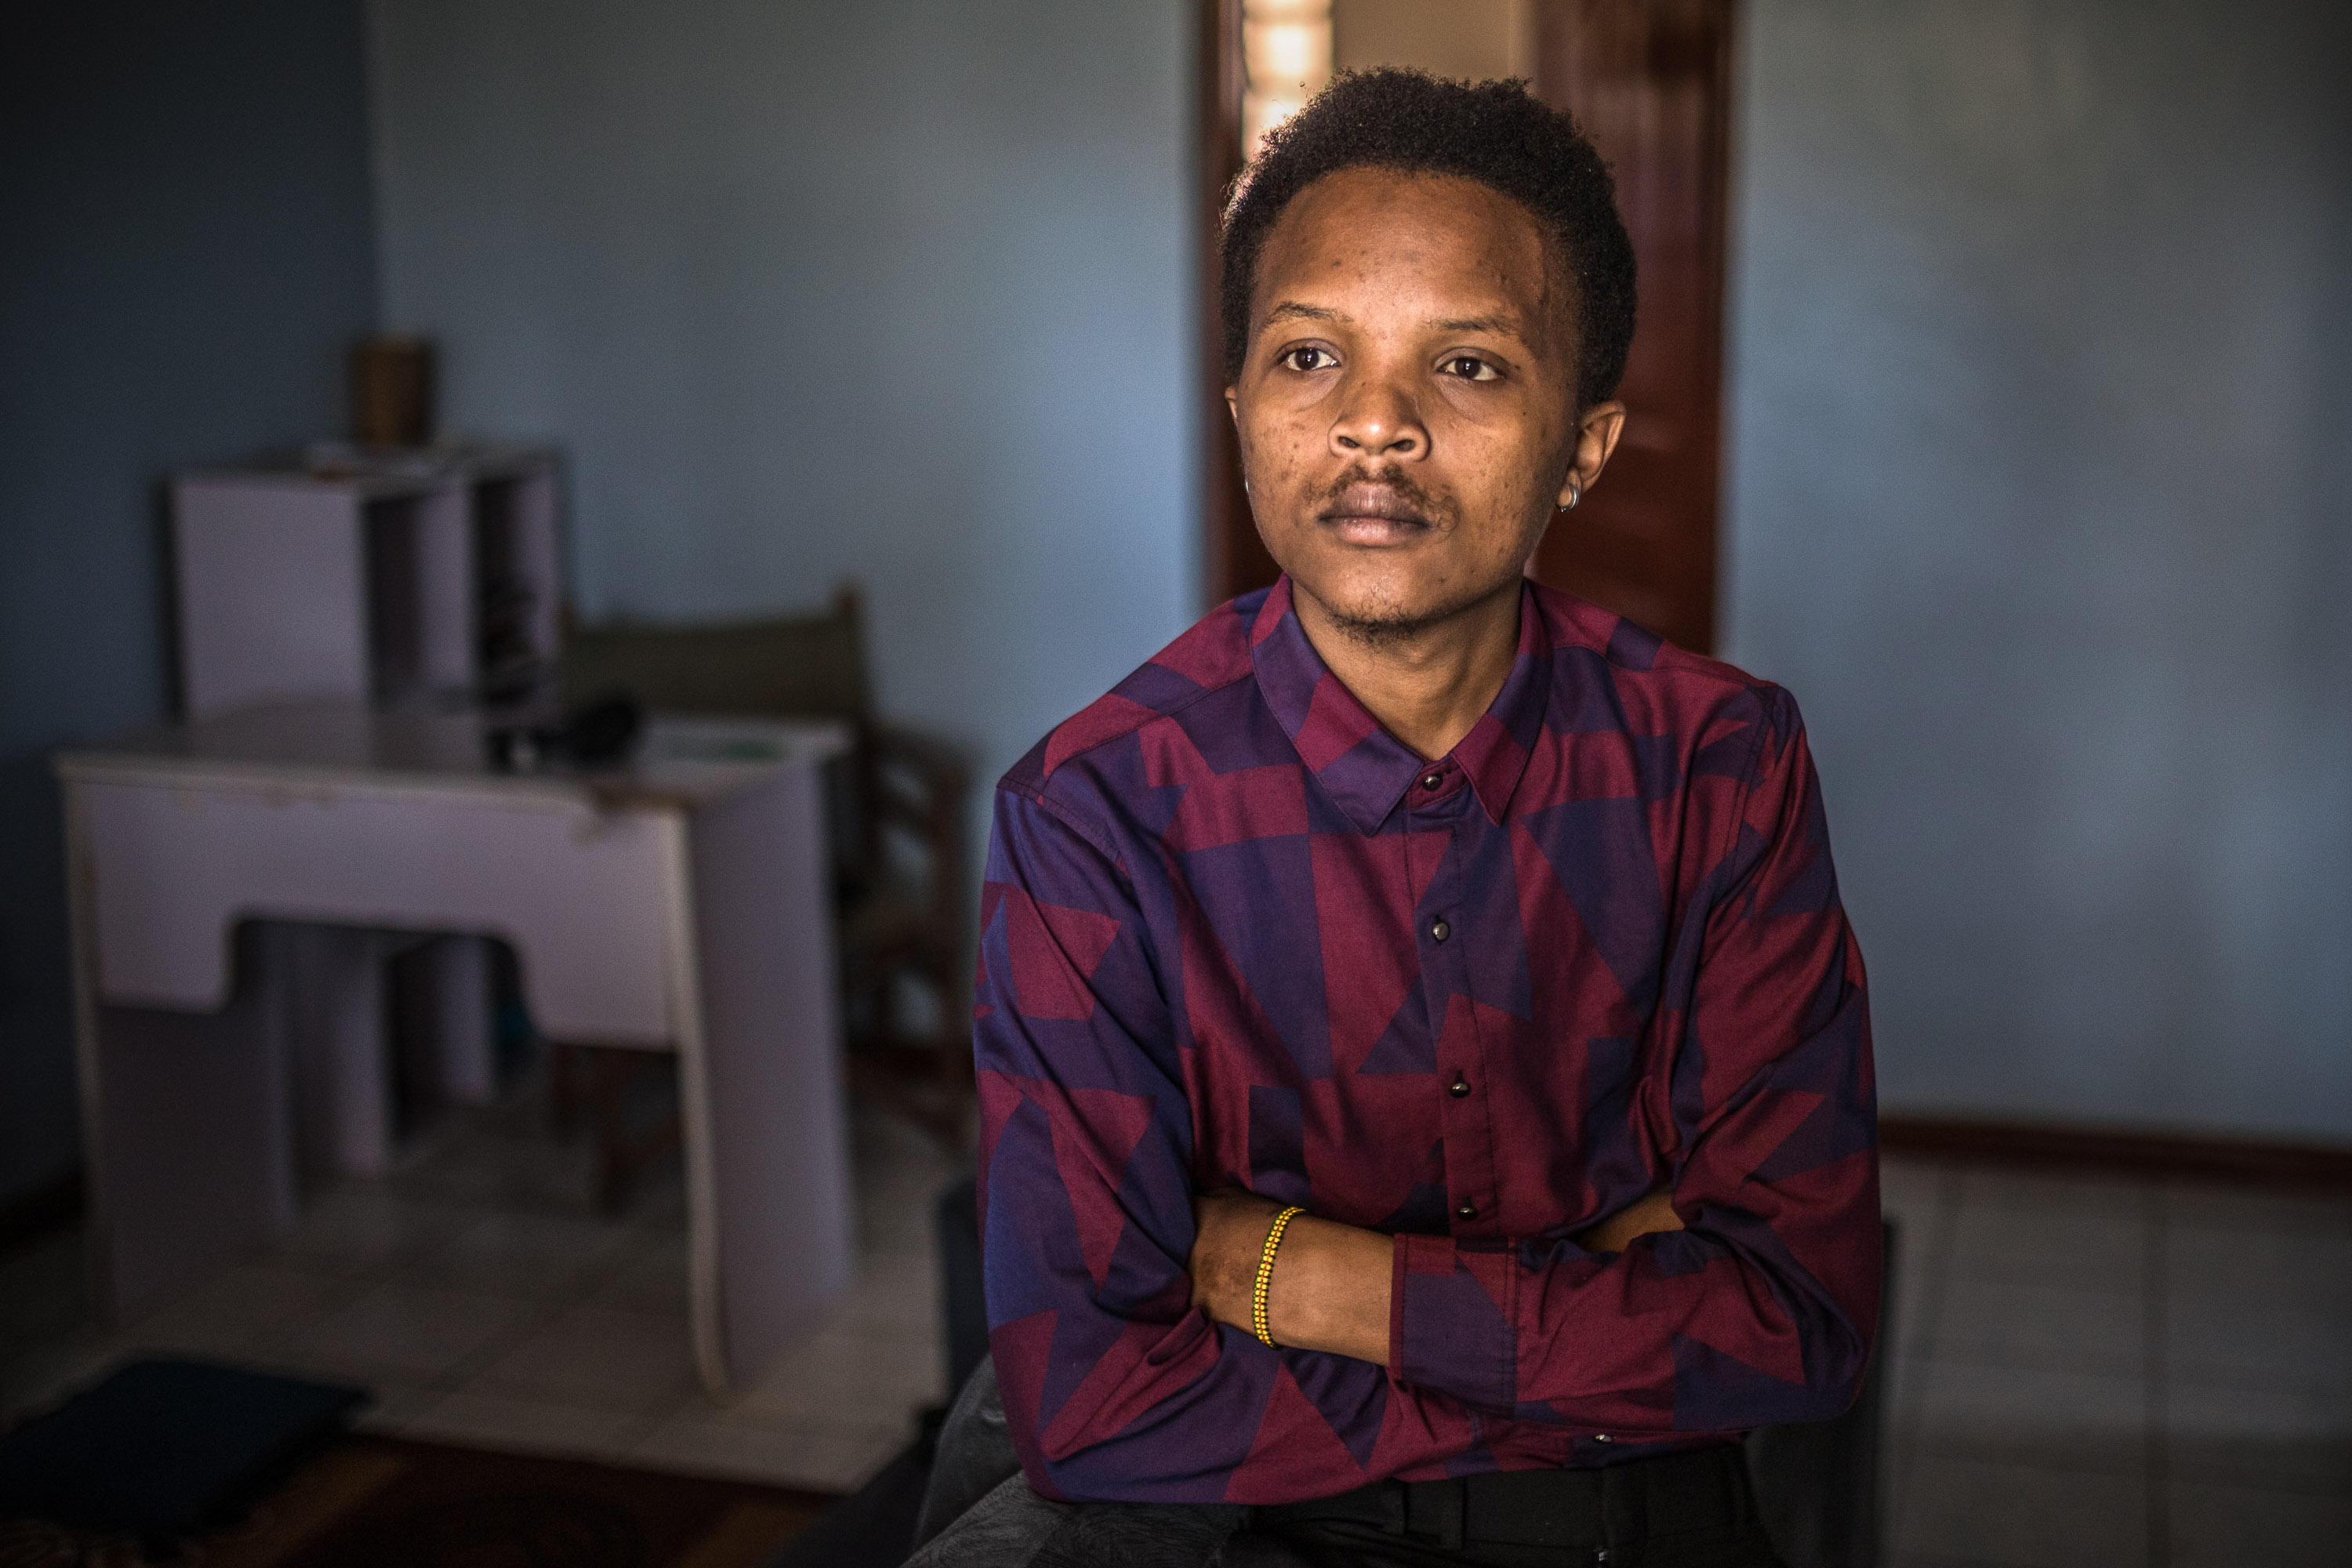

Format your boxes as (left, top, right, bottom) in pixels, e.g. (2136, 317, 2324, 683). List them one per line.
(561, 584, 871, 723)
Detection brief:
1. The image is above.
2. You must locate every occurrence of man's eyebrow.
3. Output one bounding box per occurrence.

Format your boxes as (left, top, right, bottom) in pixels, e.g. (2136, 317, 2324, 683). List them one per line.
(1429, 313, 1530, 344)
(1261, 301, 1345, 327)
(1260, 303, 1536, 347)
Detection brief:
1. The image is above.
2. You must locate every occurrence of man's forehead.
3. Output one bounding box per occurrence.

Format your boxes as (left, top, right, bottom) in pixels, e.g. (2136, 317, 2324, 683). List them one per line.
(1273, 170, 1542, 246)
(1256, 170, 1560, 304)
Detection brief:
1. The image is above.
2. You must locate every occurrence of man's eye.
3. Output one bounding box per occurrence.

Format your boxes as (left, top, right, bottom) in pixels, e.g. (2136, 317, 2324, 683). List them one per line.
(1279, 347, 1337, 372)
(1443, 354, 1501, 382)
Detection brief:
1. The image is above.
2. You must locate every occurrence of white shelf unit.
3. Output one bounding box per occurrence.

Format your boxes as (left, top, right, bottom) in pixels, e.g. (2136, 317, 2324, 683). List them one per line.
(170, 447, 562, 719)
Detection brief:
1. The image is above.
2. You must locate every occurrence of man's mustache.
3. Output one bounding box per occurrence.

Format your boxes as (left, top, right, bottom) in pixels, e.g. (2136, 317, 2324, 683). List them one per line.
(1312, 469, 1450, 528)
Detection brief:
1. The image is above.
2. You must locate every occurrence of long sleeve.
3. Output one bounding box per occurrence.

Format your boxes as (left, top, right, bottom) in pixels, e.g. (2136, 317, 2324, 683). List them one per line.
(978, 786, 1503, 1503)
(978, 582, 1878, 1502)
(1388, 687, 1881, 1436)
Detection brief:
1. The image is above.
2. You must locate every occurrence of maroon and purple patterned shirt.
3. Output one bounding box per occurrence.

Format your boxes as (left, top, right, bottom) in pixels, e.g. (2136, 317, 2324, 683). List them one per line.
(975, 576, 1878, 1504)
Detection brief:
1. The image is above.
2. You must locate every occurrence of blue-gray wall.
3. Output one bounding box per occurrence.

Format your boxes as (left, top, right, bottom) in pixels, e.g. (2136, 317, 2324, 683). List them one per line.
(8, 0, 2344, 1205)
(0, 2, 379, 1203)
(364, 0, 1200, 842)
(1725, 0, 2352, 1141)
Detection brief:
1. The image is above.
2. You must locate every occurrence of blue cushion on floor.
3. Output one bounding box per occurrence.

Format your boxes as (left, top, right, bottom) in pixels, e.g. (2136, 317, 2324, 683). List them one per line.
(0, 1358, 365, 1541)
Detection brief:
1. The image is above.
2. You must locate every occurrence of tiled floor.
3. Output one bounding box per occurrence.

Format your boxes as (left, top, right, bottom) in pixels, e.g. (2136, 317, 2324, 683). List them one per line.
(1876, 1160, 2352, 1568)
(0, 1076, 966, 1494)
(3, 1113, 2347, 1564)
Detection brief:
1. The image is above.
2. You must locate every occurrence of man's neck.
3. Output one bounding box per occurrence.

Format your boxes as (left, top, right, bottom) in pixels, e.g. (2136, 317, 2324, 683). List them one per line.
(1290, 579, 1523, 762)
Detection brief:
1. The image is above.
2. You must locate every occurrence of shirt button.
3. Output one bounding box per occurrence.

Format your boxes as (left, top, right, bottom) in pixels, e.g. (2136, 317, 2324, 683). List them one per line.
(1449, 1073, 1471, 1098)
(1421, 772, 1443, 790)
(1455, 1203, 1476, 1220)
(1430, 918, 1450, 942)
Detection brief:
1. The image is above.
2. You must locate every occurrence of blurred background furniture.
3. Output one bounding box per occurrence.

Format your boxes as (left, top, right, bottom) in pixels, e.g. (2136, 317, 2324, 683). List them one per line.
(56, 701, 855, 1395)
(563, 585, 975, 1190)
(166, 445, 568, 1189)
(171, 445, 562, 718)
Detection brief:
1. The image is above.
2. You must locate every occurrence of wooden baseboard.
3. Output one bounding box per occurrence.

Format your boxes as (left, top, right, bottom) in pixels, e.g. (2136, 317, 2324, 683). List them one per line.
(1879, 1115, 2352, 1189)
(0, 1168, 84, 1253)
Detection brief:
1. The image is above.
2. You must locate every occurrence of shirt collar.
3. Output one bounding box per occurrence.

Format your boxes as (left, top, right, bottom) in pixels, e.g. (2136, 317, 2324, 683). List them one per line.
(1247, 575, 1551, 834)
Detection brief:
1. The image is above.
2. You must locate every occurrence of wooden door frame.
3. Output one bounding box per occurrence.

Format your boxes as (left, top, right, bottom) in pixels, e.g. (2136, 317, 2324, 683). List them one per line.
(1198, 0, 1274, 609)
(1527, 0, 1733, 654)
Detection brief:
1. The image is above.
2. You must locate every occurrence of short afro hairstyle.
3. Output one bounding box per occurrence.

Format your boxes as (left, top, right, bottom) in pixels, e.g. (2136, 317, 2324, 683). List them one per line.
(1221, 68, 1637, 409)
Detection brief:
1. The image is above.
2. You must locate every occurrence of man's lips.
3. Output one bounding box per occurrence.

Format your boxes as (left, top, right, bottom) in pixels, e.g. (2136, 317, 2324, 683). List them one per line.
(1316, 484, 1436, 544)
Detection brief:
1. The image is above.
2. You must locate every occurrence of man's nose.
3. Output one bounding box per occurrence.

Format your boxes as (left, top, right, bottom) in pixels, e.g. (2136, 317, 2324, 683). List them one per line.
(1329, 377, 1426, 463)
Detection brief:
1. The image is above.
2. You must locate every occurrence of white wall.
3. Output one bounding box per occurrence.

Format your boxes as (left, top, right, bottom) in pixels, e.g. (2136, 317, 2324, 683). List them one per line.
(365, 0, 1200, 829)
(1725, 0, 2352, 1141)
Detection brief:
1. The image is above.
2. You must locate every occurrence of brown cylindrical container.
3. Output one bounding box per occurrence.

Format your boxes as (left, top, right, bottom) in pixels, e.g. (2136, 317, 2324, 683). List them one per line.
(350, 334, 435, 447)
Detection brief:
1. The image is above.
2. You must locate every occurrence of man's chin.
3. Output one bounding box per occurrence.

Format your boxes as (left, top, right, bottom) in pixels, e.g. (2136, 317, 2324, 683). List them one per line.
(1286, 569, 1503, 649)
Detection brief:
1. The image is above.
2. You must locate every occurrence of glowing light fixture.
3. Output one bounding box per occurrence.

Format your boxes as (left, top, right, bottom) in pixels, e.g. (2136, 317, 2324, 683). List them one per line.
(1242, 0, 1333, 163)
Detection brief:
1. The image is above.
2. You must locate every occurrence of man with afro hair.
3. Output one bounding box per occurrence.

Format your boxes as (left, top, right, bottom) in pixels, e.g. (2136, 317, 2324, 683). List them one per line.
(920, 67, 1877, 1567)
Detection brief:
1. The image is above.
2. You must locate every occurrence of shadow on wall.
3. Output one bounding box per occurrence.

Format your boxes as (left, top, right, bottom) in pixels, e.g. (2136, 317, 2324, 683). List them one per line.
(0, 0, 379, 1203)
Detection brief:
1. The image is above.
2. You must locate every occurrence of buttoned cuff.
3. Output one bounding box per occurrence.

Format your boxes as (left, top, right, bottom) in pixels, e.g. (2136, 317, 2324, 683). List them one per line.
(1388, 1234, 1517, 1413)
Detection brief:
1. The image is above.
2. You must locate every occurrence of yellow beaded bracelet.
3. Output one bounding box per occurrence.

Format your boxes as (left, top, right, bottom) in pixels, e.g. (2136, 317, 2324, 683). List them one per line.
(1250, 1205, 1305, 1346)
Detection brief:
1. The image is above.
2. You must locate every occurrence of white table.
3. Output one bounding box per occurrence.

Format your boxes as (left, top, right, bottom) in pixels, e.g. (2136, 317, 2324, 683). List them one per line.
(56, 699, 854, 1394)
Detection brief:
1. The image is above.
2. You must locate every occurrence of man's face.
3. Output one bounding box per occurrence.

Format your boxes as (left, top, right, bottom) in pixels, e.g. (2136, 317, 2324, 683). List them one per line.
(1228, 169, 1613, 641)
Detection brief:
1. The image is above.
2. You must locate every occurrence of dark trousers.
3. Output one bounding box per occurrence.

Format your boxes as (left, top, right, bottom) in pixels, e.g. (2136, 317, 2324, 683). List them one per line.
(909, 1360, 1784, 1568)
(1250, 1447, 1783, 1566)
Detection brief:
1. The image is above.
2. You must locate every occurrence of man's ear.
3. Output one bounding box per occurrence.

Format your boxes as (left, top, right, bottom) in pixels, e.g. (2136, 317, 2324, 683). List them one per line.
(1558, 400, 1628, 506)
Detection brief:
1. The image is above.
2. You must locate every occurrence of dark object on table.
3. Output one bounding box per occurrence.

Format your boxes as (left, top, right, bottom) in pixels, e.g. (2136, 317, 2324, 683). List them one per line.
(0, 1358, 364, 1542)
(350, 333, 434, 447)
(768, 1187, 1893, 1568)
(558, 586, 973, 1203)
(485, 693, 644, 772)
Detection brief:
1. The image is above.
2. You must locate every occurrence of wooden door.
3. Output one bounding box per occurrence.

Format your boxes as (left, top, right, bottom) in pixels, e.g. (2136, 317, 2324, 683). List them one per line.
(1528, 0, 1732, 653)
(1201, 0, 1734, 655)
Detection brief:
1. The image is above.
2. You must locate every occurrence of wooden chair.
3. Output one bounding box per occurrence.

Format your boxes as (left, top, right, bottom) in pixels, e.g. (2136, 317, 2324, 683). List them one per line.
(554, 586, 975, 1206)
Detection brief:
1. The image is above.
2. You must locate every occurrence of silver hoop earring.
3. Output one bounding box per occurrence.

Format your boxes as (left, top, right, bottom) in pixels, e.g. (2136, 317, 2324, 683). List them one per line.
(1563, 481, 1581, 511)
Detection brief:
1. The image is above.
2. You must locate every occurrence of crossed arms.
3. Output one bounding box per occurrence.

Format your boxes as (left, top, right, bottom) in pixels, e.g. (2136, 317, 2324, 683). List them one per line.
(975, 692, 1878, 1503)
(1186, 1185, 1686, 1365)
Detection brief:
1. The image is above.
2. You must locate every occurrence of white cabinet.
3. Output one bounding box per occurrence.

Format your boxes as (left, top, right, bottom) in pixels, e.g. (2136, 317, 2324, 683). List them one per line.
(170, 447, 561, 718)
